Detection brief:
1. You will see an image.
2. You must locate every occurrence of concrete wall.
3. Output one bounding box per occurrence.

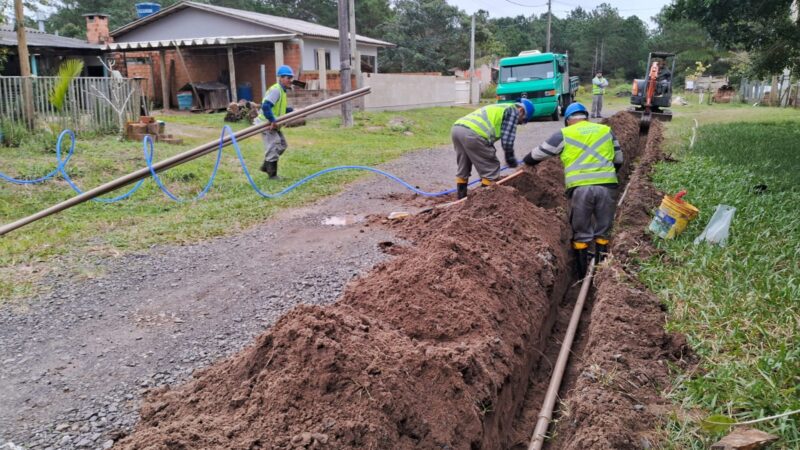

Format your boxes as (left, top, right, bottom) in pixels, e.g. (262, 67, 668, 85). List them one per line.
(362, 73, 457, 111)
(300, 37, 379, 72)
(115, 8, 277, 42)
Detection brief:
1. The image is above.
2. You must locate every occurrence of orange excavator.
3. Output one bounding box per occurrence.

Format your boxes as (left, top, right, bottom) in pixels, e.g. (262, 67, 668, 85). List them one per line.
(630, 52, 675, 130)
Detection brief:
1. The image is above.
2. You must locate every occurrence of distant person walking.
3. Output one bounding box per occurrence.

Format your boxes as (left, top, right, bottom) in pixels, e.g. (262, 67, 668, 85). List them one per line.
(591, 71, 609, 118)
(255, 65, 295, 180)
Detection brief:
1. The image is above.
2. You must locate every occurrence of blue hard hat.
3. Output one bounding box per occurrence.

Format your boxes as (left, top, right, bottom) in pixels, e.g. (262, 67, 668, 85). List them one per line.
(563, 102, 588, 121)
(518, 98, 535, 122)
(276, 65, 294, 77)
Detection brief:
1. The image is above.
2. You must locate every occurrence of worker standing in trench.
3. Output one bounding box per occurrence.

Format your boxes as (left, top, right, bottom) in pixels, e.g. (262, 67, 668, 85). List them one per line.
(520, 103, 622, 277)
(451, 99, 535, 199)
(256, 65, 295, 180)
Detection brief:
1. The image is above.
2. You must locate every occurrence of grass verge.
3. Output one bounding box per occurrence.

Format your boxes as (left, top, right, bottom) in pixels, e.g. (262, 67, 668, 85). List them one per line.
(0, 106, 471, 301)
(638, 118, 800, 448)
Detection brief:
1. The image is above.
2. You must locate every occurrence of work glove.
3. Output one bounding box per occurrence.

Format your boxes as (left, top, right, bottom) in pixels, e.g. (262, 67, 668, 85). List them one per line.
(505, 153, 519, 168)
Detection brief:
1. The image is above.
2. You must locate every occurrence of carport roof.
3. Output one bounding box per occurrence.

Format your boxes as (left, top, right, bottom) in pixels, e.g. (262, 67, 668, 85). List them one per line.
(104, 33, 297, 51)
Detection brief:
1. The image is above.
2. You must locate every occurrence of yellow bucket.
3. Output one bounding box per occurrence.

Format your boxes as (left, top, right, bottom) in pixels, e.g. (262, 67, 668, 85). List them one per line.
(649, 192, 700, 239)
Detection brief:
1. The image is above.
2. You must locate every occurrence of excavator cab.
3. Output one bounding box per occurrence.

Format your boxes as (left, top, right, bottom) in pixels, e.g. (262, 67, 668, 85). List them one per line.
(630, 51, 676, 129)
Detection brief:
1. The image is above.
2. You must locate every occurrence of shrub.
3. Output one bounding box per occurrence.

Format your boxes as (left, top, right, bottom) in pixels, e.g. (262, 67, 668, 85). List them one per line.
(0, 120, 29, 147)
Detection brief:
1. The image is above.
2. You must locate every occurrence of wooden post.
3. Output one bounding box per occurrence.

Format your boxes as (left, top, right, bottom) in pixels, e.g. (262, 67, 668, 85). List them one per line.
(274, 42, 284, 70)
(14, 0, 35, 129)
(348, 0, 360, 90)
(159, 50, 169, 110)
(337, 0, 353, 127)
(318, 49, 327, 91)
(227, 46, 238, 103)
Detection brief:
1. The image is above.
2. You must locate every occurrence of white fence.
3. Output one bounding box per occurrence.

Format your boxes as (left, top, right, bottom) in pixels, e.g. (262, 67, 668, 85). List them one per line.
(362, 73, 465, 111)
(0, 76, 142, 132)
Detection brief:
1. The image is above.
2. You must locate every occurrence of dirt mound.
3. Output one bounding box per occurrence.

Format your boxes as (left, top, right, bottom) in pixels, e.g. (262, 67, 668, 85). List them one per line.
(119, 177, 572, 449)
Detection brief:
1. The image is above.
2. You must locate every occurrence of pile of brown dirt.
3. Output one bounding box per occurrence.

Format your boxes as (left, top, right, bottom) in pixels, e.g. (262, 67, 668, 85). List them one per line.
(118, 174, 572, 449)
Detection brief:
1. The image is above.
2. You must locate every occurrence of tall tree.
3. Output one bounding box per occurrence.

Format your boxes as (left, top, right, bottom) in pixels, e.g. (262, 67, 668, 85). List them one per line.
(378, 0, 469, 73)
(669, 0, 800, 74)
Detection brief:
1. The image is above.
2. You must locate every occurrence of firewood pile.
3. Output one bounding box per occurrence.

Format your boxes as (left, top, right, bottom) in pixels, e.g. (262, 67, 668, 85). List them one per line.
(224, 100, 261, 123)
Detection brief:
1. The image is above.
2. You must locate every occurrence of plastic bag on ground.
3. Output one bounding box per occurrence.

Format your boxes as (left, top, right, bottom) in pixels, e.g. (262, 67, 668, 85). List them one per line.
(694, 204, 736, 246)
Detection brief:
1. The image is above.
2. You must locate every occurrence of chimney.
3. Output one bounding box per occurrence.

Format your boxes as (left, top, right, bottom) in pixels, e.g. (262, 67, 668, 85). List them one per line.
(84, 13, 112, 45)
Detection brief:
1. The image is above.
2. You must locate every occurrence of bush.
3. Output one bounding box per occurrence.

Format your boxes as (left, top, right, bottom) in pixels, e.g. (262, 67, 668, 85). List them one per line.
(0, 120, 29, 147)
(481, 83, 497, 100)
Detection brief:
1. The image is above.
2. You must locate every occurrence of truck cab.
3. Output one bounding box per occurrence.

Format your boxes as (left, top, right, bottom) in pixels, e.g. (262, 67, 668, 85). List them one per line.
(496, 51, 579, 121)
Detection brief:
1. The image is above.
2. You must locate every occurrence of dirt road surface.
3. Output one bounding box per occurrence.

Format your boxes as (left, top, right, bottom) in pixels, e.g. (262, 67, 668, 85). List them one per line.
(0, 118, 563, 449)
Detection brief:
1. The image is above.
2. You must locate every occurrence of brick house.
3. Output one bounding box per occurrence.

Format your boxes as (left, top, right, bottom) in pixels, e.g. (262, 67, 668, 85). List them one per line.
(101, 1, 393, 109)
(0, 23, 104, 76)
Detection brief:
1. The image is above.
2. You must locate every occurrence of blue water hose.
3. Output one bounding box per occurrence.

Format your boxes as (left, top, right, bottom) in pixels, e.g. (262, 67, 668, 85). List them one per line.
(1, 126, 511, 203)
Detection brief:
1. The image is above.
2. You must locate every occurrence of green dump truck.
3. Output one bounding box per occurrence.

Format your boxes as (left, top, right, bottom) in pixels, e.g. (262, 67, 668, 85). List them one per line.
(496, 50, 580, 121)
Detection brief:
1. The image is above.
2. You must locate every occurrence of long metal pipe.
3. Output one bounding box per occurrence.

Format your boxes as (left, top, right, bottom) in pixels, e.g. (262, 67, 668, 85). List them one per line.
(0, 87, 371, 236)
(529, 259, 596, 450)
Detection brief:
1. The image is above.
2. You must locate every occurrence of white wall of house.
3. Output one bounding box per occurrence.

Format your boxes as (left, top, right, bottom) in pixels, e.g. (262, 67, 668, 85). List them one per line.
(362, 73, 459, 110)
(300, 37, 379, 72)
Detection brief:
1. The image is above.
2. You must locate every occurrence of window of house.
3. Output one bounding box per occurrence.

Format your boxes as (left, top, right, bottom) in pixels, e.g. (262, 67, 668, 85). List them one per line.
(360, 55, 376, 73)
(314, 50, 331, 70)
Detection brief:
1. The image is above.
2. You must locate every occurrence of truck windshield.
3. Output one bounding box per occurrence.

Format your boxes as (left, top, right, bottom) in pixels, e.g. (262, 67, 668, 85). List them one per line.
(500, 62, 554, 83)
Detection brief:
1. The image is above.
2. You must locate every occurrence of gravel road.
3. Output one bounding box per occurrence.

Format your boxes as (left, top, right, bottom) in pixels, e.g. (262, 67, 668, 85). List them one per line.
(0, 118, 562, 450)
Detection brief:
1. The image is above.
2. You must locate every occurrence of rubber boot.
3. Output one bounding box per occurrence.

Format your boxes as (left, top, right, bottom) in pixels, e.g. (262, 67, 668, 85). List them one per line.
(595, 238, 609, 263)
(573, 242, 590, 278)
(259, 160, 269, 173)
(266, 161, 282, 180)
(456, 183, 468, 199)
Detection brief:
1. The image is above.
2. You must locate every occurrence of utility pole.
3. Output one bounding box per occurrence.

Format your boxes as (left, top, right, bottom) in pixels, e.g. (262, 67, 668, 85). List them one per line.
(348, 0, 360, 90)
(546, 0, 552, 53)
(469, 14, 475, 104)
(337, 0, 353, 127)
(14, 0, 35, 129)
(599, 39, 604, 73)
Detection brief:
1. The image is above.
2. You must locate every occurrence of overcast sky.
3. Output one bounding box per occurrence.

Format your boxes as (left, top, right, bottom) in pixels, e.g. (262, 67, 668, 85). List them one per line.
(447, 0, 672, 28)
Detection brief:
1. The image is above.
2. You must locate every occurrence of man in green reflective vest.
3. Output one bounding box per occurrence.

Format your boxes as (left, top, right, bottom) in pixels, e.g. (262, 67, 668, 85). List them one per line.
(451, 98, 535, 199)
(256, 65, 295, 180)
(521, 102, 623, 277)
(591, 71, 609, 118)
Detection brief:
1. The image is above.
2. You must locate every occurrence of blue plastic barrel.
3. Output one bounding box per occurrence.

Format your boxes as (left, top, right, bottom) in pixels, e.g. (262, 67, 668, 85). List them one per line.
(177, 92, 193, 110)
(135, 3, 161, 18)
(236, 83, 253, 102)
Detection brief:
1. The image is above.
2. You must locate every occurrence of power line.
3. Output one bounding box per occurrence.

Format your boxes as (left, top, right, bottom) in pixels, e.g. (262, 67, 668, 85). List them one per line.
(503, 0, 548, 8)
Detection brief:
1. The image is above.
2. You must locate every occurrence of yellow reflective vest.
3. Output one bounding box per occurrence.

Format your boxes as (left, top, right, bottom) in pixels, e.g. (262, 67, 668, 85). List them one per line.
(257, 83, 287, 122)
(560, 120, 617, 189)
(454, 104, 515, 143)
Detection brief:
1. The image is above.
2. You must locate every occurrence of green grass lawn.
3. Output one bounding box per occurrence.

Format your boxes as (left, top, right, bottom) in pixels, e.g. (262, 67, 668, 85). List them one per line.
(638, 105, 800, 448)
(0, 106, 471, 300)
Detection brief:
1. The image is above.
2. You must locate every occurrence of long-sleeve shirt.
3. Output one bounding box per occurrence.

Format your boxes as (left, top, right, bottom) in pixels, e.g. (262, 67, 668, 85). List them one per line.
(523, 126, 623, 173)
(498, 105, 520, 154)
(260, 85, 293, 122)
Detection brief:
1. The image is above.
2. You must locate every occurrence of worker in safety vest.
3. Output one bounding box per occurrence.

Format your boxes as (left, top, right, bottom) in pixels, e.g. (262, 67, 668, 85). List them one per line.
(591, 71, 608, 118)
(256, 65, 295, 179)
(451, 98, 535, 199)
(521, 102, 622, 277)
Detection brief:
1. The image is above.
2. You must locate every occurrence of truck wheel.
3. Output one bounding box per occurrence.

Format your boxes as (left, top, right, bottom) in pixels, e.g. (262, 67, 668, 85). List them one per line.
(550, 103, 559, 121)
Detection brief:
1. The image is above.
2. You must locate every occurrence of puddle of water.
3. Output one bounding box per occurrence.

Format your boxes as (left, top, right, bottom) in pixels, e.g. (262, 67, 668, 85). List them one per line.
(322, 215, 365, 226)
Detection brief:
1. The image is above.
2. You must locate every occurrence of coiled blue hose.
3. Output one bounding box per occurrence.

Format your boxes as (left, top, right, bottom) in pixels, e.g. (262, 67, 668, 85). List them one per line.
(1, 126, 511, 203)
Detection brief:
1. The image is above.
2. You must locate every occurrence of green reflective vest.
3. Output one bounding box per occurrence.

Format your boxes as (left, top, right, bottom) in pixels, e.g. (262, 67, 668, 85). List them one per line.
(257, 83, 287, 121)
(560, 120, 617, 189)
(454, 104, 514, 143)
(592, 77, 606, 95)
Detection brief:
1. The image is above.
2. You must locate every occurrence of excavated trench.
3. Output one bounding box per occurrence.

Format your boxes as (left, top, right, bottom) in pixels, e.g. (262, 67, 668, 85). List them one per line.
(118, 113, 683, 450)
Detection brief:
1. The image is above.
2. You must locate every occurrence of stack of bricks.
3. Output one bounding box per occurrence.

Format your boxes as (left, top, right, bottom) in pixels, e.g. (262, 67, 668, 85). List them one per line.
(126, 116, 184, 145)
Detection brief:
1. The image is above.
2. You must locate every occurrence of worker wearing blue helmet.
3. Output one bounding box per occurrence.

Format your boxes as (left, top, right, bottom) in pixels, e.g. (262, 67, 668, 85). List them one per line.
(256, 65, 296, 179)
(451, 98, 535, 199)
(521, 102, 623, 277)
